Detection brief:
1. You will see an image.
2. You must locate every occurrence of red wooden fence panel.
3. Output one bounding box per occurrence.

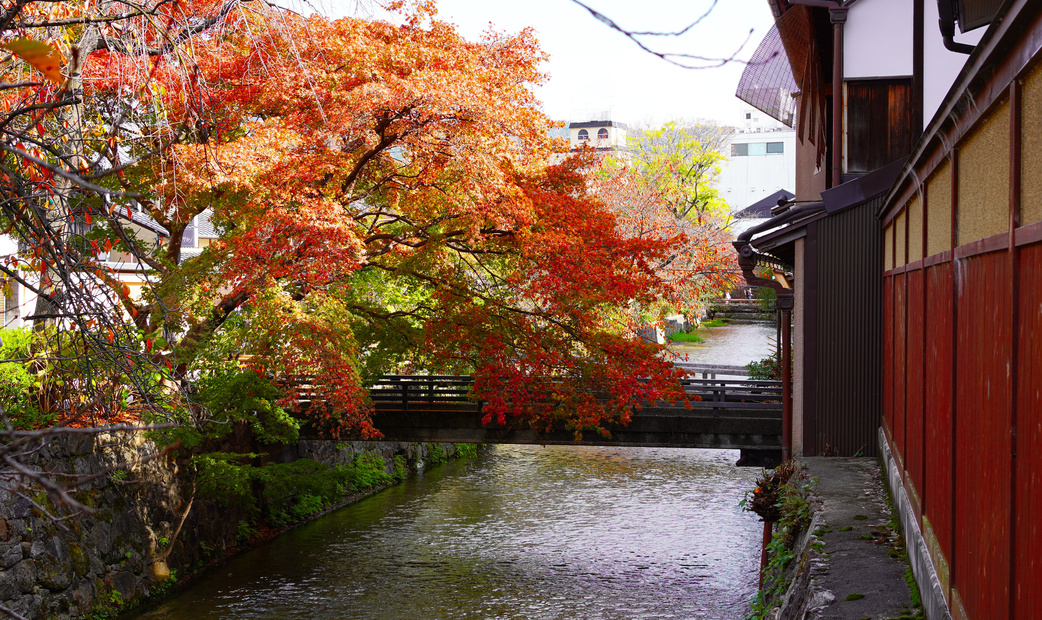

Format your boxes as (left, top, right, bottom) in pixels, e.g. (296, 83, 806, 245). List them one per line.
(923, 263, 954, 567)
(905, 268, 925, 521)
(1014, 243, 1042, 619)
(883, 276, 894, 441)
(894, 272, 908, 464)
(953, 252, 1012, 620)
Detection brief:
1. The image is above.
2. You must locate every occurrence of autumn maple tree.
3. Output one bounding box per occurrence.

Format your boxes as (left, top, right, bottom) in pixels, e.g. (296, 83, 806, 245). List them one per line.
(0, 0, 696, 466)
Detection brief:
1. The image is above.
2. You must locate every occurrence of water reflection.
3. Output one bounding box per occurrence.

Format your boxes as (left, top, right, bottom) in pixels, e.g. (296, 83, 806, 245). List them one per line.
(133, 447, 761, 620)
(134, 324, 774, 620)
(669, 322, 776, 366)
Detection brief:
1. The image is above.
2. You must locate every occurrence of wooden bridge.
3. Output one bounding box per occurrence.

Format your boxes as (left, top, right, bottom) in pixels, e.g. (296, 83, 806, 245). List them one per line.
(296, 364, 783, 465)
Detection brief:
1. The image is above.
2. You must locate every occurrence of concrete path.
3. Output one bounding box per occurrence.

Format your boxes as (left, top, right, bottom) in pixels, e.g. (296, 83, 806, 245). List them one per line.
(778, 457, 922, 620)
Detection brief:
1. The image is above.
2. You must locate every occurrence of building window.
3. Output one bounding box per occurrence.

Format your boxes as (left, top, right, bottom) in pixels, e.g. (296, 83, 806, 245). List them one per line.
(577, 129, 589, 142)
(767, 142, 784, 154)
(746, 112, 752, 120)
(846, 78, 913, 173)
(597, 128, 609, 140)
(731, 143, 749, 156)
(748, 142, 767, 156)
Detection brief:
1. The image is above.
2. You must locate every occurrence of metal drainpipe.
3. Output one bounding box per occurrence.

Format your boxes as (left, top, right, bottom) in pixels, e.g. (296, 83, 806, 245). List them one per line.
(830, 6, 848, 188)
(787, 0, 851, 186)
(735, 201, 826, 461)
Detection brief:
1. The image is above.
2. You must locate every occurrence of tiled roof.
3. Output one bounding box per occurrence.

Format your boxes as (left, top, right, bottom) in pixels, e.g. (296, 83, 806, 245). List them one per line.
(196, 209, 220, 239)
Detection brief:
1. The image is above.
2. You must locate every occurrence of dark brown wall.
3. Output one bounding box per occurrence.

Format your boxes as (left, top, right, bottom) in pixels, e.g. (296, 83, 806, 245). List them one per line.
(806, 197, 883, 456)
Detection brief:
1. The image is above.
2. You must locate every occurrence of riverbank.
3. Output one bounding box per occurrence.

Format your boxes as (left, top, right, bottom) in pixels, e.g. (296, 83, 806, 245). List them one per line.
(762, 457, 924, 620)
(0, 434, 473, 620)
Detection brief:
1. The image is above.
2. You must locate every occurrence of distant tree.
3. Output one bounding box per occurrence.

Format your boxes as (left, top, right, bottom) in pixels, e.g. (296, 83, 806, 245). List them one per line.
(627, 120, 735, 225)
(594, 121, 739, 317)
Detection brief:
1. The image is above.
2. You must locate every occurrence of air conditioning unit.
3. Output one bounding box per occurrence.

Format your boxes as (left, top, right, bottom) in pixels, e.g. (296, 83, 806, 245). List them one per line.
(940, 0, 1003, 33)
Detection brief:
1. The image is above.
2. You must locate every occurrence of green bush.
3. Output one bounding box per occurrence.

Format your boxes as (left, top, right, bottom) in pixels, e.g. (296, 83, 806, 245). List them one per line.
(454, 443, 479, 458)
(391, 454, 408, 482)
(0, 327, 58, 429)
(193, 450, 395, 527)
(746, 348, 783, 381)
(195, 369, 300, 445)
(342, 450, 393, 492)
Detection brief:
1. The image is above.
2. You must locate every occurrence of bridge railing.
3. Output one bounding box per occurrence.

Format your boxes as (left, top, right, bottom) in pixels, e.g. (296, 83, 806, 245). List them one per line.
(369, 375, 475, 410)
(285, 373, 783, 416)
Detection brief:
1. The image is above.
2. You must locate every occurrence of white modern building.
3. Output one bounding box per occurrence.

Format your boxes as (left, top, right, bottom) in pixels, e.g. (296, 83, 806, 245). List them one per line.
(567, 115, 629, 152)
(716, 105, 796, 214)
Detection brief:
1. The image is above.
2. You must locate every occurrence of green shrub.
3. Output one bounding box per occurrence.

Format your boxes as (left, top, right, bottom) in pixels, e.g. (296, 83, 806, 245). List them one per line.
(392, 454, 408, 482)
(746, 345, 784, 381)
(454, 443, 479, 458)
(427, 443, 447, 466)
(194, 450, 395, 527)
(192, 452, 259, 513)
(342, 450, 393, 492)
(0, 327, 57, 429)
(195, 369, 300, 445)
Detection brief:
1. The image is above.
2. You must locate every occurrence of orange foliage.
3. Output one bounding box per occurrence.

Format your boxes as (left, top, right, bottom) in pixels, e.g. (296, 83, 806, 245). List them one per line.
(2, 1, 693, 439)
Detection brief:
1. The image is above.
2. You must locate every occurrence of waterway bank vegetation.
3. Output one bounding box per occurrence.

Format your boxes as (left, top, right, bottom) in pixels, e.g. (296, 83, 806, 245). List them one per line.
(742, 460, 817, 619)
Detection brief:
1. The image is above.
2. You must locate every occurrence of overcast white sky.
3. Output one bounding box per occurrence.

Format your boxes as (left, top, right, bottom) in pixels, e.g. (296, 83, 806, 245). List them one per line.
(431, 0, 776, 127)
(318, 0, 778, 128)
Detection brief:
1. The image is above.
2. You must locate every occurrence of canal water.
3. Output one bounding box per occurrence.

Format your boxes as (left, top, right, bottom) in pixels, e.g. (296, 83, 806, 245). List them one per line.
(133, 323, 773, 620)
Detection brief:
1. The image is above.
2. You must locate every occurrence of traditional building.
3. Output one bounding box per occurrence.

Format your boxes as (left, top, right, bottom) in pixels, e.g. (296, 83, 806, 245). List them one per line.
(735, 0, 1036, 617)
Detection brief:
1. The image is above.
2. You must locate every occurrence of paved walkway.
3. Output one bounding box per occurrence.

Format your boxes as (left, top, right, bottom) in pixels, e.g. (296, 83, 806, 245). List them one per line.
(777, 457, 923, 620)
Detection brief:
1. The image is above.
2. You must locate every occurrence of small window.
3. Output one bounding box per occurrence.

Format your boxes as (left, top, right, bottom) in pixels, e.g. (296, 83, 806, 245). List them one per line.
(731, 143, 749, 156)
(597, 128, 609, 140)
(766, 142, 784, 154)
(748, 142, 767, 156)
(577, 129, 589, 142)
(745, 112, 752, 120)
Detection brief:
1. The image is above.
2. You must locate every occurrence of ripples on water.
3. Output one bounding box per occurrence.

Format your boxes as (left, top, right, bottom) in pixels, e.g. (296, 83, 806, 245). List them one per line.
(668, 322, 776, 367)
(135, 324, 772, 620)
(134, 447, 762, 620)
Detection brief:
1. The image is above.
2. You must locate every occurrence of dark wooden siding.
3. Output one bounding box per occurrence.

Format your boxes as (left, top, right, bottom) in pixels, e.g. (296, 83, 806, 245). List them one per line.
(812, 199, 883, 456)
(846, 79, 914, 174)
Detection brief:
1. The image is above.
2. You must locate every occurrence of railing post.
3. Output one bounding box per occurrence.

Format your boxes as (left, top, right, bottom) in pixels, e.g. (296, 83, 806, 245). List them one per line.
(778, 294, 794, 462)
(402, 380, 409, 412)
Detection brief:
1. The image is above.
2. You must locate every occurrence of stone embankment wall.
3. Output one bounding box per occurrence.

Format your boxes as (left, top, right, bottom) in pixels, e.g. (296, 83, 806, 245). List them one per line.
(0, 432, 462, 619)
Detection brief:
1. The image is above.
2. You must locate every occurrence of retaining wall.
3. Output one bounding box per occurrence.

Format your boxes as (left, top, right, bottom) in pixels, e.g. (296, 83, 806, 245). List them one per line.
(0, 432, 462, 619)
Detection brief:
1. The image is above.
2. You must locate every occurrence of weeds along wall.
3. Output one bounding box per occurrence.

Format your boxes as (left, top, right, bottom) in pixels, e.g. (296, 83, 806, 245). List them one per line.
(0, 432, 469, 619)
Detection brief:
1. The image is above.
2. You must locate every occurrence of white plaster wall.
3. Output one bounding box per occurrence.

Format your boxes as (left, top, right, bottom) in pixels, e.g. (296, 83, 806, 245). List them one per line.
(845, 0, 914, 79)
(717, 131, 797, 211)
(568, 124, 626, 150)
(922, 0, 985, 128)
(1, 235, 35, 329)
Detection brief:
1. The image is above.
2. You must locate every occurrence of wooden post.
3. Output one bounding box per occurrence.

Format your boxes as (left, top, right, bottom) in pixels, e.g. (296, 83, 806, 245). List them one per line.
(779, 294, 794, 462)
(760, 519, 773, 589)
